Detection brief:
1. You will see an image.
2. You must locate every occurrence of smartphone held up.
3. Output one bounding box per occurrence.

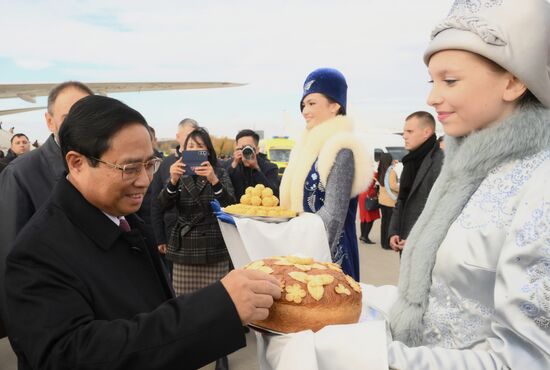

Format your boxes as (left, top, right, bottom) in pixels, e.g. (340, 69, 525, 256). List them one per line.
(182, 150, 209, 176)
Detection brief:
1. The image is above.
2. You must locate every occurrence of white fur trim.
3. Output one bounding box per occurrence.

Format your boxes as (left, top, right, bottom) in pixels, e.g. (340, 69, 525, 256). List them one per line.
(317, 132, 372, 198)
(280, 116, 372, 212)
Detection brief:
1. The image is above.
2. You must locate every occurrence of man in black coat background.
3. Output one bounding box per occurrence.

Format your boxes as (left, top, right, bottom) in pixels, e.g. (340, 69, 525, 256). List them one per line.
(0, 81, 93, 338)
(4, 95, 281, 370)
(0, 133, 31, 173)
(389, 111, 443, 253)
(225, 129, 280, 200)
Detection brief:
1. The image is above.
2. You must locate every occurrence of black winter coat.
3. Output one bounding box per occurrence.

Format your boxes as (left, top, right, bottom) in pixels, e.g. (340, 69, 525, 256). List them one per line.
(4, 178, 245, 370)
(388, 143, 443, 241)
(158, 166, 235, 265)
(0, 134, 67, 338)
(149, 151, 180, 246)
(224, 153, 280, 200)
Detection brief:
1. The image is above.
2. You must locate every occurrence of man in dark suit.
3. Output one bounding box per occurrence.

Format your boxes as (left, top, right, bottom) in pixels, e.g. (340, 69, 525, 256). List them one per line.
(135, 126, 164, 227)
(4, 95, 280, 370)
(389, 111, 443, 252)
(225, 129, 280, 200)
(0, 81, 93, 338)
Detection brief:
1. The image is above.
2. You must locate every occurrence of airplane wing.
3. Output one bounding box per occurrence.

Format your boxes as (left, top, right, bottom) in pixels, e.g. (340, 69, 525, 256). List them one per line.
(0, 82, 246, 103)
(0, 107, 46, 116)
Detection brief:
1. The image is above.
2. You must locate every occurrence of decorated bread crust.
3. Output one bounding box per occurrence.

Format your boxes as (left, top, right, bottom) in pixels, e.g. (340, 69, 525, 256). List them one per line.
(245, 256, 362, 333)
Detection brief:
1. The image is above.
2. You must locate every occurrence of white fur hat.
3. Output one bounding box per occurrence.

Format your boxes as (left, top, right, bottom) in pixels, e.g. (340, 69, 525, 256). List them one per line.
(424, 0, 550, 108)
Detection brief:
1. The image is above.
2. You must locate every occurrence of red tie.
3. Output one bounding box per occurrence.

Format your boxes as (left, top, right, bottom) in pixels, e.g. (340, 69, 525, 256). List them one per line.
(119, 218, 131, 232)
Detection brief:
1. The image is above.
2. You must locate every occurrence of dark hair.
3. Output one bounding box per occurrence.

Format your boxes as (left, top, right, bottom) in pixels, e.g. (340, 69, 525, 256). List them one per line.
(301, 95, 346, 115)
(377, 153, 393, 184)
(406, 111, 435, 129)
(47, 81, 94, 114)
(0, 150, 4, 159)
(519, 90, 543, 109)
(235, 129, 260, 145)
(59, 95, 149, 166)
(325, 96, 346, 115)
(10, 133, 29, 144)
(184, 127, 218, 167)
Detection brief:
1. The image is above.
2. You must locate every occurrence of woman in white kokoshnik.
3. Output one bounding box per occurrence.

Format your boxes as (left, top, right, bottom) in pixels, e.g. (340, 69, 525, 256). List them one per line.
(384, 0, 550, 369)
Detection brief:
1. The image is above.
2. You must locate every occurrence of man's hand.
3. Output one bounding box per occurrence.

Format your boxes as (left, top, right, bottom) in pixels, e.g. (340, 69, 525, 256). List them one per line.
(242, 154, 259, 170)
(398, 239, 406, 250)
(157, 244, 167, 254)
(221, 269, 282, 324)
(231, 149, 243, 169)
(389, 235, 402, 251)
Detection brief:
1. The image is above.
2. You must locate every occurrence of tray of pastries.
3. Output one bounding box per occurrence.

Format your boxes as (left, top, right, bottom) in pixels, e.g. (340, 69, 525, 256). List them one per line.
(223, 184, 296, 222)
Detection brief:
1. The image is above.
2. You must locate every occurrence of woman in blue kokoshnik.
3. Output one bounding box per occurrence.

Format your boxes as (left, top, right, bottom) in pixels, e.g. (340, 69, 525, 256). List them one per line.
(383, 0, 550, 368)
(279, 68, 371, 281)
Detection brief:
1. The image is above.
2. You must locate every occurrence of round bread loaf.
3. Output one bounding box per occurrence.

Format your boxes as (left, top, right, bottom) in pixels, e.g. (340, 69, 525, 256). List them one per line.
(245, 256, 362, 333)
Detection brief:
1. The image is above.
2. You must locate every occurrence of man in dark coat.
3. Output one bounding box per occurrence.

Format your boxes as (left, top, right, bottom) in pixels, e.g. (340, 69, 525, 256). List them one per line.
(0, 133, 31, 173)
(389, 111, 443, 252)
(135, 126, 165, 227)
(0, 81, 93, 338)
(225, 129, 280, 200)
(149, 118, 198, 258)
(4, 95, 280, 370)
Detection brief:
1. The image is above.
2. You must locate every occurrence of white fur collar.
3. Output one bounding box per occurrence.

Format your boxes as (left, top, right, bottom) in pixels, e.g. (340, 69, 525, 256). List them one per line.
(390, 104, 550, 346)
(280, 115, 371, 212)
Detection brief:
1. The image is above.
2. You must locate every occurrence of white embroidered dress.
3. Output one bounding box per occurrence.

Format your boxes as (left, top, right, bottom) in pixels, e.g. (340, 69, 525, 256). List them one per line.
(388, 149, 550, 369)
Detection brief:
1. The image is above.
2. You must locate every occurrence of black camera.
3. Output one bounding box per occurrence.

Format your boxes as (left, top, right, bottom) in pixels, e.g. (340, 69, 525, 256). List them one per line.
(241, 145, 255, 160)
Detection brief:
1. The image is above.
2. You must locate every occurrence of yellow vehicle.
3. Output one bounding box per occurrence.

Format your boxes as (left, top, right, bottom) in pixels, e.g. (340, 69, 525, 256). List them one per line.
(261, 136, 295, 177)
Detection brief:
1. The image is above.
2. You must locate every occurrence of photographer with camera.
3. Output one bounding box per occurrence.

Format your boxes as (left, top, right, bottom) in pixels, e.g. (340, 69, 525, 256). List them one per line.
(226, 129, 279, 199)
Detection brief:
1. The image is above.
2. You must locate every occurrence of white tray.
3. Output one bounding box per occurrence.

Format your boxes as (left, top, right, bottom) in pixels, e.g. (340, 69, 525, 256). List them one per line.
(231, 214, 294, 223)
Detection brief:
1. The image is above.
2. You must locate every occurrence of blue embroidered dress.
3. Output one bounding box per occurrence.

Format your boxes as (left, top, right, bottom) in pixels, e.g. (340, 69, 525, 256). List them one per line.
(303, 160, 360, 280)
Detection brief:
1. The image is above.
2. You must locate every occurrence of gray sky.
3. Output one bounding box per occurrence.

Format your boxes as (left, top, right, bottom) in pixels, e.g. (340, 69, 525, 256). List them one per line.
(0, 0, 452, 142)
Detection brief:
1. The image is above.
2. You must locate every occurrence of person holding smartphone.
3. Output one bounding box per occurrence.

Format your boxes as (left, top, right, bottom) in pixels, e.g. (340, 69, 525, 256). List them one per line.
(159, 127, 236, 295)
(158, 128, 236, 370)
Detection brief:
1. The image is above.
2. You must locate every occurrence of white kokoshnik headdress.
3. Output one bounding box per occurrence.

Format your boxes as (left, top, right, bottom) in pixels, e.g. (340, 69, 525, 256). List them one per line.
(424, 0, 550, 108)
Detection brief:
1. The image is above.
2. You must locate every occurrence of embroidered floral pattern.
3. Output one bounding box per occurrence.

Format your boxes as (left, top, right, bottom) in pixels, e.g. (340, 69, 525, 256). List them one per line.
(448, 0, 503, 15)
(304, 160, 325, 212)
(304, 159, 345, 266)
(516, 202, 550, 248)
(519, 260, 550, 330)
(457, 151, 550, 230)
(423, 279, 495, 348)
(434, 1, 509, 50)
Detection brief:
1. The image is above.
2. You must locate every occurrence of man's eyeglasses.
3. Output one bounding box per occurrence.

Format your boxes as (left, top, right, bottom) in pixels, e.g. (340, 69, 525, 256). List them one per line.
(88, 156, 162, 180)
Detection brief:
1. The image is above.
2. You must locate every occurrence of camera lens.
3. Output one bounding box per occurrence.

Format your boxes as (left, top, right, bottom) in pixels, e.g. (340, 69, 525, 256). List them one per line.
(242, 146, 254, 160)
